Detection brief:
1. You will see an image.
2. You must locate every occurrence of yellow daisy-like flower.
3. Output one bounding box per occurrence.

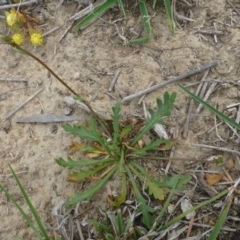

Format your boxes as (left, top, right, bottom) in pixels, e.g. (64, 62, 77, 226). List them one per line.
(12, 33, 24, 45)
(6, 8, 17, 26)
(30, 33, 43, 46)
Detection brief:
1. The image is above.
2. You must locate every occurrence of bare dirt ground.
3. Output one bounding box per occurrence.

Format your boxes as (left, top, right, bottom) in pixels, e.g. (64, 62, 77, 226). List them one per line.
(1, 0, 240, 239)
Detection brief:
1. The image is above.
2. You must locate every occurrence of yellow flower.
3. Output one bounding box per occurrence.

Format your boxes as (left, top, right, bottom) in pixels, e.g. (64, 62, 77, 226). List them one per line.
(30, 32, 43, 46)
(12, 33, 24, 45)
(6, 8, 17, 26)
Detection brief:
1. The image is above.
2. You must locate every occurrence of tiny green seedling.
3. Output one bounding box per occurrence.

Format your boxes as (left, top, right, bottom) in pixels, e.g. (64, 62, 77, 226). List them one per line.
(88, 209, 144, 240)
(73, 0, 175, 43)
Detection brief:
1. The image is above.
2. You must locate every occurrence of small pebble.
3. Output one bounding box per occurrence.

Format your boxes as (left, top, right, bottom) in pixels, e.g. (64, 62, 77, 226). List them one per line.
(64, 107, 73, 116)
(225, 157, 234, 170)
(8, 61, 18, 68)
(73, 72, 80, 80)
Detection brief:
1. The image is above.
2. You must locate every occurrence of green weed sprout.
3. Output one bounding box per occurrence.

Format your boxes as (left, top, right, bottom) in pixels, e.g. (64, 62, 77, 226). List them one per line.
(88, 209, 144, 240)
(73, 0, 175, 43)
(56, 93, 191, 228)
(0, 165, 61, 239)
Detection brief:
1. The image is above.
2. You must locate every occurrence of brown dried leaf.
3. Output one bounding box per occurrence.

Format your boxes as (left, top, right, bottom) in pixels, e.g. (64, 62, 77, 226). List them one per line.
(86, 152, 102, 159)
(205, 173, 224, 186)
(69, 141, 82, 151)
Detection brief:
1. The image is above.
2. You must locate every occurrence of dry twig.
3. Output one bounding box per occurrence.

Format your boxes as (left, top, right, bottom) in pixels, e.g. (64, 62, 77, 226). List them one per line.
(226, 0, 240, 16)
(193, 143, 240, 156)
(183, 69, 209, 138)
(5, 88, 43, 120)
(0, 0, 37, 10)
(109, 70, 120, 91)
(122, 61, 218, 103)
(196, 81, 218, 114)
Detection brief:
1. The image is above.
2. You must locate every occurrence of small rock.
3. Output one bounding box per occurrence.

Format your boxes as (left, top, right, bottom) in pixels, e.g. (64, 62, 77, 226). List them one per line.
(225, 157, 234, 170)
(64, 107, 73, 116)
(9, 61, 18, 68)
(73, 72, 80, 80)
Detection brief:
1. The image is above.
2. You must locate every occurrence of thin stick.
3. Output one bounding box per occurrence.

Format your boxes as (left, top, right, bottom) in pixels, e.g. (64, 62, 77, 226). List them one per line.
(76, 220, 84, 240)
(165, 146, 174, 174)
(0, 86, 30, 97)
(5, 88, 43, 120)
(183, 69, 209, 138)
(235, 106, 240, 123)
(58, 22, 74, 43)
(226, 0, 240, 16)
(0, 77, 28, 82)
(42, 26, 61, 37)
(108, 70, 120, 91)
(122, 61, 218, 103)
(137, 81, 154, 105)
(226, 102, 240, 109)
(0, 0, 38, 10)
(195, 81, 218, 114)
(198, 81, 208, 99)
(196, 30, 224, 35)
(192, 143, 240, 156)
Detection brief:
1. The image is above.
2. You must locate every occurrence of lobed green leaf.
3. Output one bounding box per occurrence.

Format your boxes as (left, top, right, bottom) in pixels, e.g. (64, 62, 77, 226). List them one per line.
(66, 164, 118, 207)
(130, 92, 176, 147)
(124, 164, 155, 228)
(55, 156, 114, 169)
(132, 139, 171, 156)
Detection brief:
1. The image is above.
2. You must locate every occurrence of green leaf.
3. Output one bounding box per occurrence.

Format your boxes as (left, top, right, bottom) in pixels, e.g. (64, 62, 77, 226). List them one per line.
(124, 164, 155, 228)
(73, 0, 118, 31)
(112, 102, 121, 143)
(178, 84, 240, 131)
(129, 161, 165, 200)
(120, 125, 132, 140)
(160, 174, 191, 191)
(12, 46, 26, 54)
(132, 139, 171, 156)
(111, 102, 121, 156)
(63, 119, 112, 156)
(129, 0, 151, 44)
(130, 92, 176, 147)
(152, 175, 180, 231)
(208, 197, 232, 239)
(67, 162, 113, 182)
(0, 165, 49, 240)
(118, 0, 126, 18)
(87, 219, 110, 233)
(66, 164, 118, 207)
(106, 234, 115, 240)
(63, 122, 100, 142)
(163, 0, 175, 34)
(55, 156, 114, 169)
(116, 210, 124, 235)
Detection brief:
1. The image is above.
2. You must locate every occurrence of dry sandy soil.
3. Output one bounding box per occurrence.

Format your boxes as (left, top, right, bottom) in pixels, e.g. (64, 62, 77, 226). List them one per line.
(1, 0, 240, 239)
